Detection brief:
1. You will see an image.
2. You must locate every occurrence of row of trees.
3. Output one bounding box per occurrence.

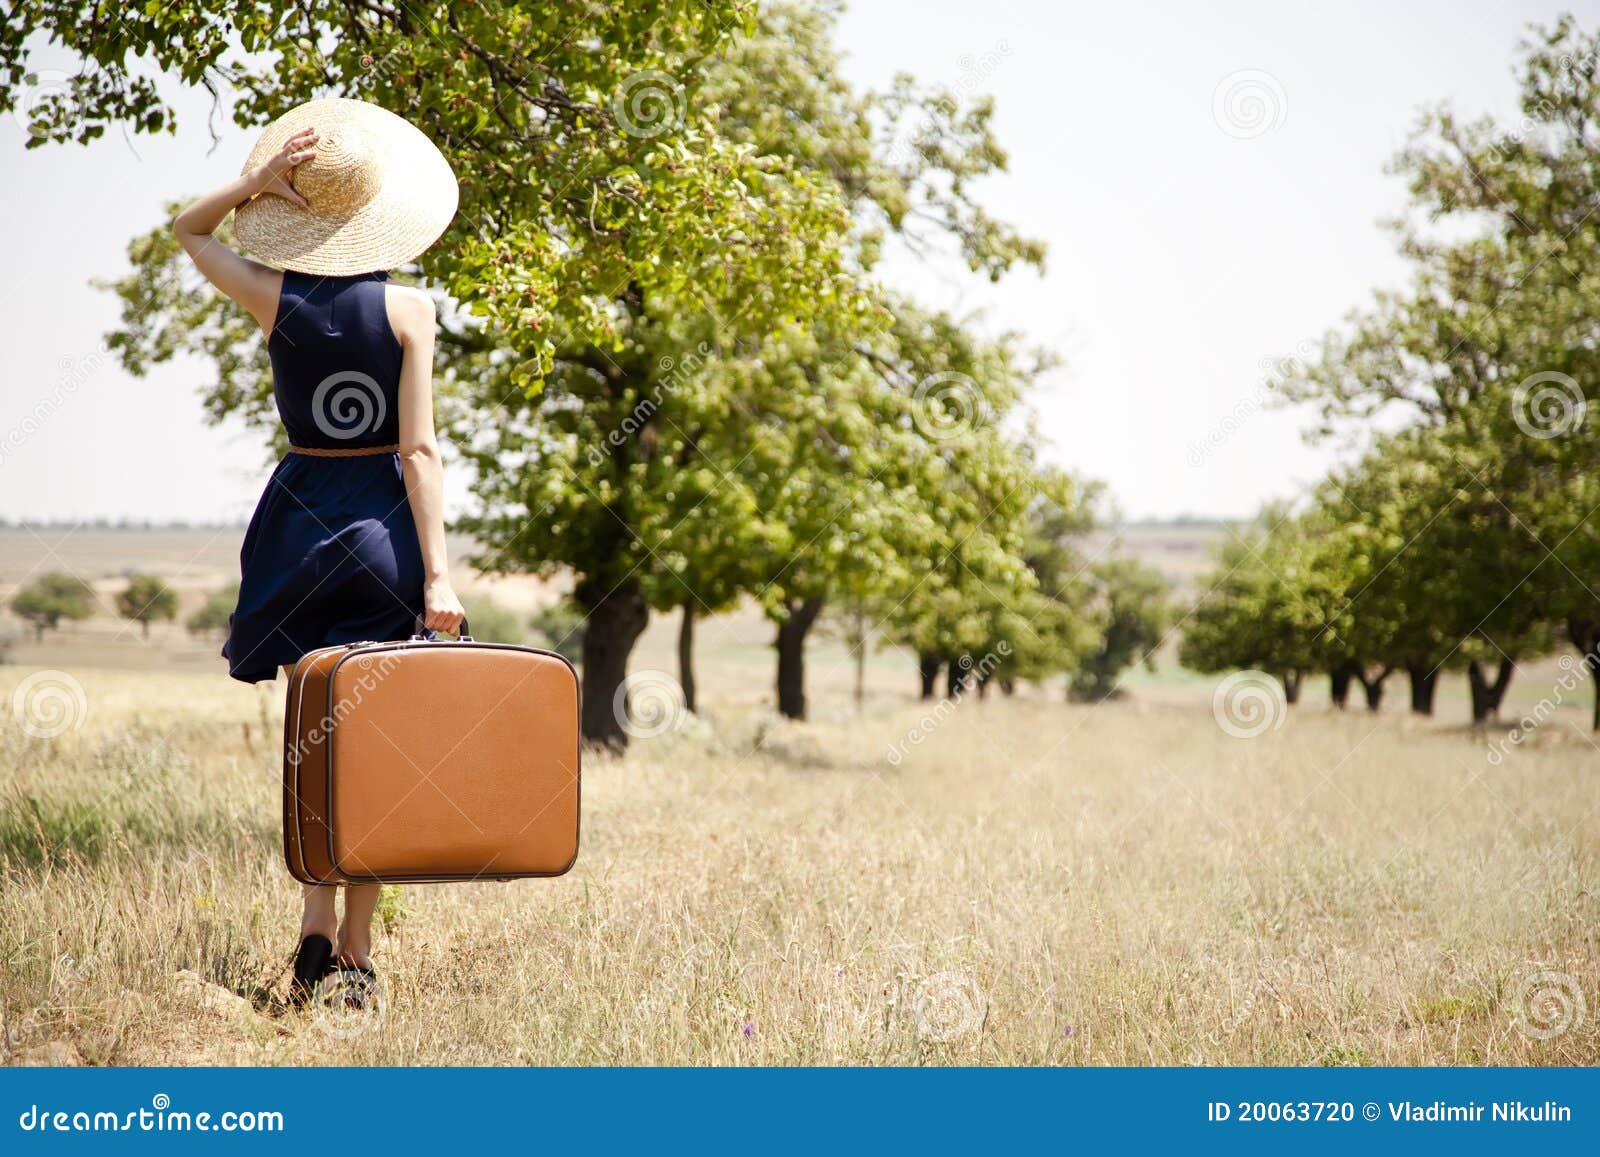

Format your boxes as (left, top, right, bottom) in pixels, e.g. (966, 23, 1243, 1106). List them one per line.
(1183, 14, 1600, 727)
(7, 2, 1170, 743)
(9, 570, 584, 656)
(11, 552, 1173, 705)
(12, 572, 179, 639)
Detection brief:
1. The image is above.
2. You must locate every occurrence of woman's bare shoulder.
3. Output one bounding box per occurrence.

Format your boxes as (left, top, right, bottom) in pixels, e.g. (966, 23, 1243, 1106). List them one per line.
(383, 283, 437, 344)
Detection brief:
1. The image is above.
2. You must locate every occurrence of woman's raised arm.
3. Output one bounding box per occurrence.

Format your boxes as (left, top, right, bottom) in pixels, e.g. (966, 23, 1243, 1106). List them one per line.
(173, 126, 319, 334)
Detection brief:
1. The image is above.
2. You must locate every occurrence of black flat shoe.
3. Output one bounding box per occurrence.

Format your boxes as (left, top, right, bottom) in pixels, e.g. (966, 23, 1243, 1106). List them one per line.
(330, 957, 381, 1012)
(289, 934, 334, 1007)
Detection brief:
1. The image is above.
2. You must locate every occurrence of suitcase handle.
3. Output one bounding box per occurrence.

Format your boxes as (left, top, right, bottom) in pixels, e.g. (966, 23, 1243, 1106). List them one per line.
(411, 615, 473, 642)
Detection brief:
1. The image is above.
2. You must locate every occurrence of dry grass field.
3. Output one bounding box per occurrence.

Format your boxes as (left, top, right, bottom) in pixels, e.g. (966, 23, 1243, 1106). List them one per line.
(3, 662, 1598, 1067)
(2, 525, 1598, 1066)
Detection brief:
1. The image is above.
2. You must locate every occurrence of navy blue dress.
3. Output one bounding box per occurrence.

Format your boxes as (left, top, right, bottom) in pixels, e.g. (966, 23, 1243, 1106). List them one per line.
(222, 271, 425, 683)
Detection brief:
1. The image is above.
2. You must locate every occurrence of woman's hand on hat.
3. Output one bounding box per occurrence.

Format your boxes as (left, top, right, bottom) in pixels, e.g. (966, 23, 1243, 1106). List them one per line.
(254, 127, 319, 208)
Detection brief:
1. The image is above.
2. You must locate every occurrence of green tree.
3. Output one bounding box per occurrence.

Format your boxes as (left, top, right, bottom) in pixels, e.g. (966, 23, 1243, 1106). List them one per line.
(1004, 471, 1104, 691)
(1301, 422, 1553, 723)
(1294, 485, 1393, 711)
(43, 2, 1054, 744)
(185, 583, 238, 638)
(1386, 14, 1600, 725)
(646, 2, 1047, 718)
(1070, 557, 1172, 703)
(866, 319, 1088, 702)
(16, 2, 877, 745)
(1179, 514, 1327, 705)
(1266, 18, 1600, 722)
(723, 324, 946, 719)
(10, 573, 96, 641)
(1305, 442, 1456, 715)
(116, 574, 178, 638)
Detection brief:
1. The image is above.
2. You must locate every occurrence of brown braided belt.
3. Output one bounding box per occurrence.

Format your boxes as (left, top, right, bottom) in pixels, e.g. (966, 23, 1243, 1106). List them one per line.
(288, 443, 401, 458)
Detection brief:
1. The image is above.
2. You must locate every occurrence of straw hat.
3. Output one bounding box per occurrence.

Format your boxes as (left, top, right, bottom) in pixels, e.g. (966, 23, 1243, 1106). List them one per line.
(234, 97, 458, 276)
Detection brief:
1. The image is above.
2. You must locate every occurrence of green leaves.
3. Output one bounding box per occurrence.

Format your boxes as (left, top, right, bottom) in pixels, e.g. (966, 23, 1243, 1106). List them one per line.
(31, 0, 1101, 713)
(115, 573, 178, 632)
(1240, 16, 1600, 693)
(10, 572, 96, 637)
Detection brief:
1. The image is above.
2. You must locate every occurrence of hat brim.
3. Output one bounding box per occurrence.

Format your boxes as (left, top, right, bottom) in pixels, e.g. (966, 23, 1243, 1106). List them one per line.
(234, 98, 459, 277)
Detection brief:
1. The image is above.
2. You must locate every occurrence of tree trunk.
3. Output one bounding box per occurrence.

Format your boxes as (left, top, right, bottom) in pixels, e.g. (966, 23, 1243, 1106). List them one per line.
(918, 654, 941, 700)
(976, 668, 992, 700)
(1281, 670, 1302, 705)
(1329, 664, 1355, 709)
(947, 654, 972, 698)
(1467, 658, 1514, 725)
(1407, 664, 1438, 715)
(576, 580, 651, 749)
(852, 607, 866, 714)
(1467, 661, 1487, 723)
(775, 596, 824, 720)
(141, 619, 151, 639)
(678, 603, 696, 714)
(1567, 619, 1600, 731)
(1000, 678, 1016, 697)
(1359, 667, 1390, 712)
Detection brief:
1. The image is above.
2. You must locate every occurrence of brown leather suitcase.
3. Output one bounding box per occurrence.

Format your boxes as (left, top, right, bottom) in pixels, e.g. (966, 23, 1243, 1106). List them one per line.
(282, 630, 580, 884)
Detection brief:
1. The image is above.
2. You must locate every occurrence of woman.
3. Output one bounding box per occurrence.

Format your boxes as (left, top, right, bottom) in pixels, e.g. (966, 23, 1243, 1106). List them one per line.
(173, 98, 465, 1003)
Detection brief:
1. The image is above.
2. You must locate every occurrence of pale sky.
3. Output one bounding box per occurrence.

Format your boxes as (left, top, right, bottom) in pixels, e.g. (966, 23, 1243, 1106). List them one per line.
(0, 0, 1577, 523)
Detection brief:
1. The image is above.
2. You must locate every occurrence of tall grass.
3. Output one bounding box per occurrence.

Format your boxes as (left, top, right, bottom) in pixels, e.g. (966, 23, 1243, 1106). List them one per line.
(2, 667, 1597, 1066)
